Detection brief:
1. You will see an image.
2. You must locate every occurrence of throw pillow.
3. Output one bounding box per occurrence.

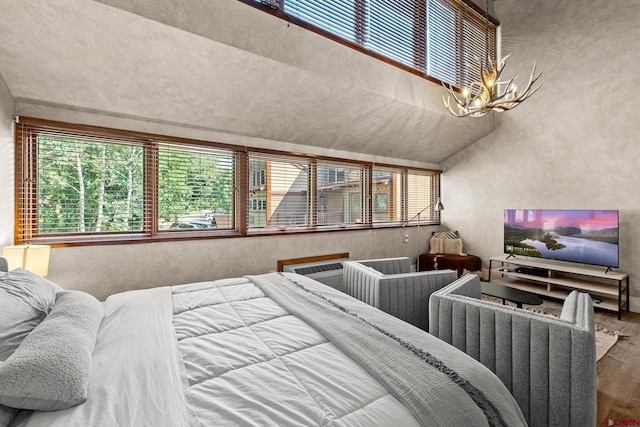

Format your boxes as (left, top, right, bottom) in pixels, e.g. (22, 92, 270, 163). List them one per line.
(431, 230, 458, 239)
(429, 237, 466, 255)
(442, 238, 466, 256)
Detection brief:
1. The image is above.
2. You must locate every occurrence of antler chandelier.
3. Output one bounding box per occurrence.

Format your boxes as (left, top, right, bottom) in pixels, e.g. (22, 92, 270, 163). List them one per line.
(443, 1, 543, 118)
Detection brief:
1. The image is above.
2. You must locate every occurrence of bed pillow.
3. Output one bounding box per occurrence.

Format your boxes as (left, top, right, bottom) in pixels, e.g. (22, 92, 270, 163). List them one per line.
(0, 269, 62, 362)
(0, 404, 17, 427)
(0, 290, 104, 411)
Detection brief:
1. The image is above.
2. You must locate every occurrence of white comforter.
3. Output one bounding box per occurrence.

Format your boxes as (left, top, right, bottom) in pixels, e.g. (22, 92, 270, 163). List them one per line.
(19, 273, 526, 427)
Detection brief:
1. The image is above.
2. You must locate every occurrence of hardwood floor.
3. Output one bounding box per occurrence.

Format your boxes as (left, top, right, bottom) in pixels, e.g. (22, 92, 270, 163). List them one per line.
(536, 298, 640, 424)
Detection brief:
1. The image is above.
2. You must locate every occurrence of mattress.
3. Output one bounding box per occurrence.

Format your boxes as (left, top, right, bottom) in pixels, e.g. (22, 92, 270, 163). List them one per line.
(12, 272, 526, 427)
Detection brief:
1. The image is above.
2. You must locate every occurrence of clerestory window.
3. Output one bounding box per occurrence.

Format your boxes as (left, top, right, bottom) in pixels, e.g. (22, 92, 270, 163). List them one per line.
(245, 0, 498, 91)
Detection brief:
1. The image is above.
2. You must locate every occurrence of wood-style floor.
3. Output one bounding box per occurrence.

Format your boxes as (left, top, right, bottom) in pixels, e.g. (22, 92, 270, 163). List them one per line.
(536, 298, 640, 424)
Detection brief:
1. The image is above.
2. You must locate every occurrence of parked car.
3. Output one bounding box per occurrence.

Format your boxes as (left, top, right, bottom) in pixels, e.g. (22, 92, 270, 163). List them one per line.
(169, 222, 212, 230)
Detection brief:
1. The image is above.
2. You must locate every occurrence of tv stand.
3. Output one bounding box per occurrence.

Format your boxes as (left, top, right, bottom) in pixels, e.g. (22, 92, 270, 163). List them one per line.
(489, 255, 629, 319)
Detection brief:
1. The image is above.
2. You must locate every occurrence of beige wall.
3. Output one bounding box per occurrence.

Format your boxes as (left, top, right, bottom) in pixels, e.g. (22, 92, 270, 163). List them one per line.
(0, 74, 14, 247)
(46, 228, 434, 301)
(441, 0, 640, 311)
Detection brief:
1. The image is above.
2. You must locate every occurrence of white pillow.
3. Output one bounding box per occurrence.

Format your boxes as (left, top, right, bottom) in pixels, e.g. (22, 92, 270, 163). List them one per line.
(0, 404, 17, 427)
(431, 230, 458, 239)
(429, 237, 466, 256)
(0, 269, 62, 362)
(0, 290, 103, 411)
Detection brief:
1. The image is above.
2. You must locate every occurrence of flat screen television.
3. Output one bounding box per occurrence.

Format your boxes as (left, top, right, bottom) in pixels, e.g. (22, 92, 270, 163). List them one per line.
(504, 209, 619, 268)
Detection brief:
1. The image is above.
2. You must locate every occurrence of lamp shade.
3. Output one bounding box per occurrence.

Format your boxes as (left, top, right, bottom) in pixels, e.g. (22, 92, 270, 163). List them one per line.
(2, 245, 51, 276)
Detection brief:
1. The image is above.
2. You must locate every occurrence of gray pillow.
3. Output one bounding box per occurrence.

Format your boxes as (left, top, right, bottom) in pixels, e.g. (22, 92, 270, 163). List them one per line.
(0, 404, 17, 427)
(0, 269, 62, 362)
(0, 290, 104, 411)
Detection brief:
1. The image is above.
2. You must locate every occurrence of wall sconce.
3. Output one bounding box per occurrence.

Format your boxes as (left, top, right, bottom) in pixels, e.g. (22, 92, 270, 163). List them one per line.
(2, 244, 51, 276)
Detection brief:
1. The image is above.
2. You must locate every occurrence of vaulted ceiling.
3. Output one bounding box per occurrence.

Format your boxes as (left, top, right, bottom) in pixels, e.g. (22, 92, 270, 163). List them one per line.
(0, 0, 495, 166)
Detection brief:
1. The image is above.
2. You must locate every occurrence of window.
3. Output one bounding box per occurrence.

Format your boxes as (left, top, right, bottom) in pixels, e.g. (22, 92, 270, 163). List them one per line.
(248, 153, 310, 230)
(245, 0, 497, 90)
(158, 143, 235, 231)
(250, 169, 266, 187)
(316, 161, 366, 227)
(285, 0, 358, 43)
(372, 167, 403, 224)
(427, 0, 497, 91)
(407, 170, 438, 222)
(14, 118, 440, 245)
(33, 132, 144, 236)
(367, 0, 424, 68)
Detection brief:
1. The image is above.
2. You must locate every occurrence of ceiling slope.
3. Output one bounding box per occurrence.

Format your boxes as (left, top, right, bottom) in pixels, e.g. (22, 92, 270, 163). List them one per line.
(0, 0, 495, 164)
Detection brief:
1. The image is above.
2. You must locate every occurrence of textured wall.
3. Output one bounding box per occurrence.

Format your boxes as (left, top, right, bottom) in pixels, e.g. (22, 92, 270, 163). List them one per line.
(47, 227, 436, 301)
(0, 74, 14, 247)
(441, 0, 640, 310)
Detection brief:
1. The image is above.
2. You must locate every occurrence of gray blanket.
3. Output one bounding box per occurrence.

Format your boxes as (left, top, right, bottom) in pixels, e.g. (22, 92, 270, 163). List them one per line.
(248, 272, 514, 427)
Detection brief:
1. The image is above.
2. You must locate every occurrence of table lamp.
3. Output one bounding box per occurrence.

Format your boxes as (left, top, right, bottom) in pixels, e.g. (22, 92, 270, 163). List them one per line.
(2, 244, 51, 276)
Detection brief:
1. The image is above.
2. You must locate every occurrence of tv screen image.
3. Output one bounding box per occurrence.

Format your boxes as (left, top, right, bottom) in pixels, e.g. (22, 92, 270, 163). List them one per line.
(504, 209, 619, 268)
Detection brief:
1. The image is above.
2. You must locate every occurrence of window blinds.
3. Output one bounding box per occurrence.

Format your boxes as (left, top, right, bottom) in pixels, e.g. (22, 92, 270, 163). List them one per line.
(247, 152, 311, 230)
(427, 0, 497, 91)
(16, 122, 148, 243)
(15, 118, 441, 245)
(407, 170, 437, 222)
(285, 0, 359, 43)
(15, 120, 237, 243)
(158, 142, 235, 231)
(263, 0, 497, 91)
(372, 166, 404, 224)
(316, 160, 366, 227)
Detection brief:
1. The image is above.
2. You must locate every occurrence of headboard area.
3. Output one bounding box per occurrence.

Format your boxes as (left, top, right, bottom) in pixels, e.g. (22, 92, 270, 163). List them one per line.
(0, 257, 8, 272)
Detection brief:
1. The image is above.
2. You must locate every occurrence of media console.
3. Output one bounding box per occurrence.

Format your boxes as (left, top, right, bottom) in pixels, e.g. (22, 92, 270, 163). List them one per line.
(488, 255, 629, 319)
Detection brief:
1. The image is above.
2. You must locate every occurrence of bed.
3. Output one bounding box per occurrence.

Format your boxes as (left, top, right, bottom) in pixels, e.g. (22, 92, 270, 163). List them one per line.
(0, 261, 527, 427)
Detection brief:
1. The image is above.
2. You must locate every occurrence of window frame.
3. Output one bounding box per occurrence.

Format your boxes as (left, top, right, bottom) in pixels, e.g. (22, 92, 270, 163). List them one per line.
(14, 117, 441, 247)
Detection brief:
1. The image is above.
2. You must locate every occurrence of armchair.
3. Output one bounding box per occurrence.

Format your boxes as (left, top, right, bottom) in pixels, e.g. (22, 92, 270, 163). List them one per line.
(429, 274, 596, 427)
(343, 257, 457, 331)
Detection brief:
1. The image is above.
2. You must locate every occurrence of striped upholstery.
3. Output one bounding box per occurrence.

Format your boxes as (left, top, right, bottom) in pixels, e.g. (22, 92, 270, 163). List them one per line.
(343, 257, 457, 331)
(429, 274, 596, 427)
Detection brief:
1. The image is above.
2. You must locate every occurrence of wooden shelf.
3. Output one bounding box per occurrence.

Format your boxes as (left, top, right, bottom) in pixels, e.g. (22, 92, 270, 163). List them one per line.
(489, 255, 629, 319)
(491, 277, 619, 312)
